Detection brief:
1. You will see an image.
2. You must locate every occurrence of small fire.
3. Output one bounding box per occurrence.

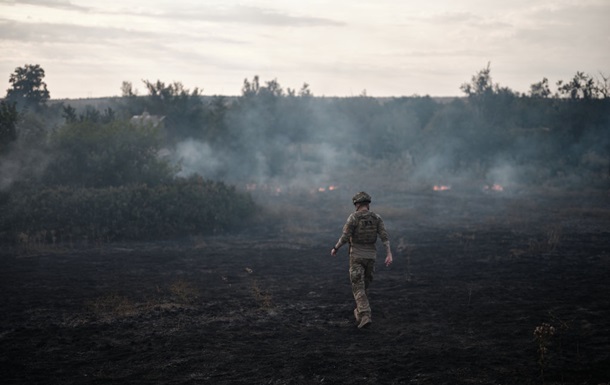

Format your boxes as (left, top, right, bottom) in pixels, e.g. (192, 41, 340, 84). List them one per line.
(484, 183, 504, 192)
(433, 185, 451, 191)
(317, 185, 339, 193)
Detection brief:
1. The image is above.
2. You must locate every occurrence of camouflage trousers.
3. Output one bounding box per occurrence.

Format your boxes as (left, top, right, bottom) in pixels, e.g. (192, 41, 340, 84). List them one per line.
(349, 257, 375, 318)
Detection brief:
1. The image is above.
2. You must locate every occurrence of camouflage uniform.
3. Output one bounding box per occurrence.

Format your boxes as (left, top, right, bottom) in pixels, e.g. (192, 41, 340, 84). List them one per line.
(334, 206, 390, 323)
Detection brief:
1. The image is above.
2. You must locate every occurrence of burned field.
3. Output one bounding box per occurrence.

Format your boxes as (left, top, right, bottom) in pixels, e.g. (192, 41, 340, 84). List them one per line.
(1, 189, 609, 384)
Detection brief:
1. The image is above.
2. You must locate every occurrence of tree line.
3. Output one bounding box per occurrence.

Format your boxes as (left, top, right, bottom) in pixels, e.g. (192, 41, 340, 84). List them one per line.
(0, 63, 608, 245)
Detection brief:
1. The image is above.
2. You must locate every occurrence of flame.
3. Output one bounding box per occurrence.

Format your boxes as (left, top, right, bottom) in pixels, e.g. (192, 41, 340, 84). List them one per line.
(484, 184, 504, 192)
(433, 185, 451, 191)
(316, 185, 339, 193)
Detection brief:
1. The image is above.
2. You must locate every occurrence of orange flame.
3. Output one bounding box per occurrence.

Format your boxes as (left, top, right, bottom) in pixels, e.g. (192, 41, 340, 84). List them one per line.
(317, 185, 339, 193)
(485, 184, 504, 192)
(433, 185, 451, 191)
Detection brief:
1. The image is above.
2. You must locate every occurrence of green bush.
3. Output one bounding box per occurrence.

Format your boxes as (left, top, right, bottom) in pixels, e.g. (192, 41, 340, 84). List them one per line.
(44, 119, 175, 187)
(0, 177, 256, 244)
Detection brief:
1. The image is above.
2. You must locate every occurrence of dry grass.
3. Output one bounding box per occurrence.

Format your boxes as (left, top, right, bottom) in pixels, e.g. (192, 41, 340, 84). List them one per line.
(88, 293, 136, 319)
(448, 231, 477, 254)
(378, 206, 426, 222)
(250, 279, 273, 310)
(87, 279, 201, 321)
(534, 322, 556, 385)
(169, 279, 200, 304)
(16, 230, 69, 256)
(528, 226, 562, 255)
(509, 226, 562, 259)
(397, 236, 414, 282)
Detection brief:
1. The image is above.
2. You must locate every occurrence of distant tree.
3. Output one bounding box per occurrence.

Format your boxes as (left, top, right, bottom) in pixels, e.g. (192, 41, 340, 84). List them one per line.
(63, 105, 116, 124)
(594, 72, 609, 99)
(529, 78, 552, 98)
(0, 100, 19, 153)
(204, 95, 230, 144)
(143, 80, 201, 109)
(557, 72, 598, 99)
(460, 62, 494, 99)
(288, 83, 313, 97)
(241, 76, 284, 98)
(299, 83, 313, 97)
(230, 76, 292, 177)
(460, 63, 517, 126)
(45, 120, 175, 187)
(62, 105, 78, 124)
(263, 79, 283, 98)
(241, 76, 261, 97)
(5, 64, 50, 110)
(101, 107, 116, 123)
(140, 80, 205, 139)
(121, 81, 137, 97)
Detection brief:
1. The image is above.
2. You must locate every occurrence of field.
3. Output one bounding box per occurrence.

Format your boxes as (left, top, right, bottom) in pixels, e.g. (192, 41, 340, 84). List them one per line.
(1, 188, 609, 384)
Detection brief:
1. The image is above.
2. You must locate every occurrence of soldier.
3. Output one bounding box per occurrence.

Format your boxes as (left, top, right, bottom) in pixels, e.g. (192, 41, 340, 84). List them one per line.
(331, 191, 392, 329)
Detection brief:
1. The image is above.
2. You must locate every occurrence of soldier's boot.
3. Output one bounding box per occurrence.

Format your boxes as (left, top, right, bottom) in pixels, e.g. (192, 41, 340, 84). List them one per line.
(354, 308, 361, 323)
(358, 314, 372, 329)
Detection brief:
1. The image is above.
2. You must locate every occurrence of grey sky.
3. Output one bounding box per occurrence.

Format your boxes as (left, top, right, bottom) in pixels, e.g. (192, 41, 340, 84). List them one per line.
(0, 0, 608, 98)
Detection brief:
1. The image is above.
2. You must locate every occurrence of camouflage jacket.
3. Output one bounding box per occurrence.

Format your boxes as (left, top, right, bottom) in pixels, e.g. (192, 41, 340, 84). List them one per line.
(334, 210, 390, 260)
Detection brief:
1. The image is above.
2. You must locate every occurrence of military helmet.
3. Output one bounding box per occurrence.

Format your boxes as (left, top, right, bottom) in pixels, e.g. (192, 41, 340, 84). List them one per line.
(352, 191, 372, 205)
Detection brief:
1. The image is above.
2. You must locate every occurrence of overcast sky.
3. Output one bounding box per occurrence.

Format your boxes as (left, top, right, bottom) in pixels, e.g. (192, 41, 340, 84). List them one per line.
(1, 0, 608, 99)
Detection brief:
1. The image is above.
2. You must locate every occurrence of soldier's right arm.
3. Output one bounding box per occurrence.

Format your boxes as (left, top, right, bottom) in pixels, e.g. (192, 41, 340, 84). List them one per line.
(334, 213, 357, 250)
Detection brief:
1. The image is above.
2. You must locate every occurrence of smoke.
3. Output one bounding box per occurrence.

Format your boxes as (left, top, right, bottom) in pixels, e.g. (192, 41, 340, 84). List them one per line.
(0, 141, 50, 191)
(172, 140, 224, 178)
(171, 137, 350, 192)
(0, 156, 20, 191)
(169, 97, 362, 194)
(485, 162, 517, 188)
(167, 94, 610, 201)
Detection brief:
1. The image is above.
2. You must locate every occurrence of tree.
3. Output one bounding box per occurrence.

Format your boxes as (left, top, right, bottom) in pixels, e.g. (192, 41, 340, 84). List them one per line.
(299, 83, 313, 98)
(241, 76, 261, 97)
(557, 72, 598, 99)
(460, 63, 517, 126)
(0, 101, 19, 153)
(62, 105, 78, 124)
(460, 62, 494, 99)
(595, 72, 609, 99)
(204, 95, 230, 144)
(5, 64, 50, 110)
(142, 80, 204, 138)
(44, 120, 175, 187)
(121, 81, 137, 97)
(529, 78, 551, 98)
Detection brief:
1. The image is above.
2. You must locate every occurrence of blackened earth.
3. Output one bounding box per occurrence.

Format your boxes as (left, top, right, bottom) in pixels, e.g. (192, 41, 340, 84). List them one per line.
(1, 190, 609, 384)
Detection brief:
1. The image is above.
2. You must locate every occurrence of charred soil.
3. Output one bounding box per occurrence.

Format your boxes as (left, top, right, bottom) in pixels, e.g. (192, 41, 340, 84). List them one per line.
(1, 190, 610, 384)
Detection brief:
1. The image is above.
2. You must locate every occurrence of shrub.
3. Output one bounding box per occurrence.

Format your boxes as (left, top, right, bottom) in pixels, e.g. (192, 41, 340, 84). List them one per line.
(43, 119, 175, 187)
(0, 176, 256, 244)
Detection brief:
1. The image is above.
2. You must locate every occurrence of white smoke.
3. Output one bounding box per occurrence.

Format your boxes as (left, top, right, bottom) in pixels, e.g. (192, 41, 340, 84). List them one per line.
(172, 139, 223, 178)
